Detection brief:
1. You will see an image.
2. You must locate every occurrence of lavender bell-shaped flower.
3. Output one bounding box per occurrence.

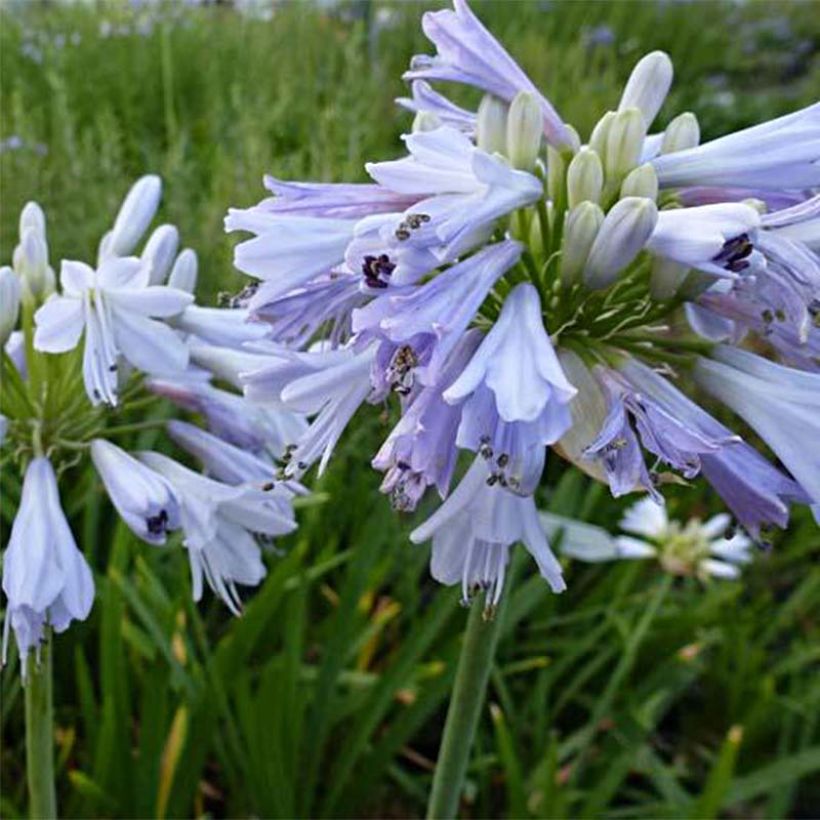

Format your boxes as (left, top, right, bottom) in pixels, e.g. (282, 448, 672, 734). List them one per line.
(442, 283, 577, 494)
(353, 239, 522, 386)
(410, 458, 565, 608)
(91, 439, 181, 546)
(646, 202, 763, 277)
(138, 451, 295, 614)
(404, 0, 572, 149)
(2, 458, 94, 674)
(695, 346, 820, 517)
(366, 126, 543, 255)
(225, 211, 358, 301)
(373, 329, 482, 511)
(396, 80, 477, 135)
(651, 102, 820, 189)
(147, 376, 307, 457)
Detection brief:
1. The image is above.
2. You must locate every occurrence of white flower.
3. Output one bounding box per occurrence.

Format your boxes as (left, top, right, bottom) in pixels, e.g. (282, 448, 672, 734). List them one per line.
(90, 439, 181, 546)
(617, 497, 753, 580)
(2, 458, 95, 673)
(544, 496, 754, 581)
(33, 256, 193, 405)
(138, 451, 296, 613)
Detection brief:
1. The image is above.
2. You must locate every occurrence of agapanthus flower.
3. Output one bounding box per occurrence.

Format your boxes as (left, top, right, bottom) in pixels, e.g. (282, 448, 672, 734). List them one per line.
(651, 102, 820, 189)
(411, 458, 565, 609)
(404, 0, 572, 148)
(2, 458, 94, 674)
(91, 439, 181, 546)
(138, 451, 296, 614)
(147, 376, 307, 457)
(546, 496, 755, 581)
(396, 79, 477, 135)
(220, 0, 818, 605)
(695, 346, 820, 516)
(33, 256, 192, 405)
(353, 240, 522, 386)
(365, 126, 542, 255)
(443, 283, 576, 494)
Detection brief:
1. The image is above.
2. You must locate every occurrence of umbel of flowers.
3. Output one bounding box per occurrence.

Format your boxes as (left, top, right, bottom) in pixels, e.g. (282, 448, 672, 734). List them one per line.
(223, 0, 819, 607)
(1, 177, 306, 677)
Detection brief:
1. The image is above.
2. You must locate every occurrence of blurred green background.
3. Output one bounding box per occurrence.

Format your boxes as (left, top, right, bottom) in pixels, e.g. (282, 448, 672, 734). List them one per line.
(1, 1, 819, 817)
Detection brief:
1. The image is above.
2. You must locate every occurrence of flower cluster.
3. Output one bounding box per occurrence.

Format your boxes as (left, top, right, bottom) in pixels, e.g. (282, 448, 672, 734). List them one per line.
(223, 0, 818, 607)
(1, 179, 303, 674)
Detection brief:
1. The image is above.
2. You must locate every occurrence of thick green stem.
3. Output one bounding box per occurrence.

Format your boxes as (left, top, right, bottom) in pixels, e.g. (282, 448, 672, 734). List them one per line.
(25, 637, 57, 820)
(426, 597, 506, 819)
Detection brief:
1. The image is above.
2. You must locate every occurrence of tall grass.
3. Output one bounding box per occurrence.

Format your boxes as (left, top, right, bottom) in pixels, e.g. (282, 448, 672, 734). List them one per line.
(1, 2, 819, 817)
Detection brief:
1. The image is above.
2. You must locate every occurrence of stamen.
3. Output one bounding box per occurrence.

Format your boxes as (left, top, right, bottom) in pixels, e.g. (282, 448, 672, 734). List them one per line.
(146, 509, 169, 536)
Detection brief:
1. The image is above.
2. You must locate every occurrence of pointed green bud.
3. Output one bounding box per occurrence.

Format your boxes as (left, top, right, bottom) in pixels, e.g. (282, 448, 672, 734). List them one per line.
(620, 162, 658, 200)
(554, 350, 609, 484)
(561, 202, 604, 286)
(412, 111, 442, 133)
(650, 257, 689, 300)
(589, 111, 615, 158)
(476, 94, 509, 154)
(605, 108, 647, 181)
(563, 124, 582, 154)
(660, 111, 700, 154)
(618, 51, 673, 128)
(506, 91, 542, 170)
(567, 147, 603, 208)
(547, 144, 566, 205)
(584, 197, 658, 290)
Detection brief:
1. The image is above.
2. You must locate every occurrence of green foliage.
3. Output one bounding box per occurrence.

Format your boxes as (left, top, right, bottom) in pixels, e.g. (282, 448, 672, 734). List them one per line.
(1, 1, 819, 817)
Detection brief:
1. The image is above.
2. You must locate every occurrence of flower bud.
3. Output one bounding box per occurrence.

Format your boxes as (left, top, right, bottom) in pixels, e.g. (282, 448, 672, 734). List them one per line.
(650, 257, 689, 300)
(605, 108, 647, 181)
(0, 266, 21, 346)
(14, 227, 54, 303)
(97, 230, 114, 264)
(547, 145, 566, 205)
(567, 147, 603, 208)
(553, 349, 609, 483)
(506, 91, 542, 170)
(168, 248, 198, 293)
(660, 111, 700, 154)
(618, 51, 674, 128)
(108, 174, 162, 256)
(476, 94, 508, 154)
(412, 110, 441, 133)
(561, 202, 604, 286)
(141, 224, 179, 285)
(620, 163, 658, 200)
(584, 197, 658, 290)
(588, 111, 615, 158)
(19, 201, 46, 238)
